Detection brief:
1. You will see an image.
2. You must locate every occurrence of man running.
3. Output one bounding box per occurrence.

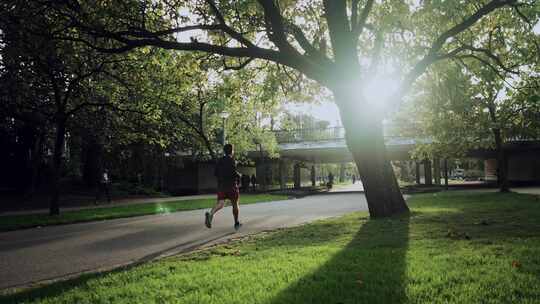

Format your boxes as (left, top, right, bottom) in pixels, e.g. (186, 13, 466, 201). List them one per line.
(205, 144, 242, 230)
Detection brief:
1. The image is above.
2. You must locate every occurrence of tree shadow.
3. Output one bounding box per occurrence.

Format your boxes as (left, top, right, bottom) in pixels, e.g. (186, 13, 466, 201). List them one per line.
(267, 214, 410, 304)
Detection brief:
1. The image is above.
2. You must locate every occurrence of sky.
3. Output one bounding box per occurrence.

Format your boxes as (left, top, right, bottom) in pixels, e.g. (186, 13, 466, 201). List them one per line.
(284, 101, 342, 127)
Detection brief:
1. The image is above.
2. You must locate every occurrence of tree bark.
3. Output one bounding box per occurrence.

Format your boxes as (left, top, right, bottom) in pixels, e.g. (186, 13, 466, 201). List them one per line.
(49, 118, 66, 215)
(487, 101, 509, 193)
(26, 130, 44, 199)
(334, 92, 409, 218)
(492, 128, 509, 192)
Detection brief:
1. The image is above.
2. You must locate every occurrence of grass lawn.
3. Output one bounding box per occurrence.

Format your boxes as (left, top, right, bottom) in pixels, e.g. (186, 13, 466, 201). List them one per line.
(3, 191, 540, 303)
(0, 194, 289, 232)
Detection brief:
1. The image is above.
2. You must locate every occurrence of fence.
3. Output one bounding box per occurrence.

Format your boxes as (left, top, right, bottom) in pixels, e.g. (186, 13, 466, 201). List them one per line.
(274, 127, 346, 143)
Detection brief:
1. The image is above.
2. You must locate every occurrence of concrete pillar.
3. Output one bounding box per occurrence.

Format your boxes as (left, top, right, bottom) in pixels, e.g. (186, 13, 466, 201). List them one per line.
(279, 160, 286, 190)
(415, 161, 421, 185)
(339, 163, 345, 183)
(294, 163, 301, 189)
(265, 163, 272, 189)
(311, 165, 316, 187)
(424, 159, 433, 186)
(443, 158, 449, 189)
(433, 158, 441, 185)
(401, 161, 410, 182)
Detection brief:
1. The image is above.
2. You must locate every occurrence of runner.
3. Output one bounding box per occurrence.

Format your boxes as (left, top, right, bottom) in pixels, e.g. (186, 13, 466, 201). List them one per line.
(205, 144, 242, 231)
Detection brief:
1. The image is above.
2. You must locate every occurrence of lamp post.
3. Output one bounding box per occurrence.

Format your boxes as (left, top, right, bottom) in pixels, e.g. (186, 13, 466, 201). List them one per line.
(219, 111, 230, 145)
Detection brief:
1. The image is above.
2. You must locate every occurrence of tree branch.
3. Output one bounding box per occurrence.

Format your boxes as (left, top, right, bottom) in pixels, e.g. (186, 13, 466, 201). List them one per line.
(222, 57, 254, 70)
(67, 101, 150, 117)
(459, 44, 519, 75)
(354, 0, 375, 37)
(323, 0, 356, 63)
(256, 0, 298, 55)
(395, 0, 517, 108)
(351, 0, 360, 30)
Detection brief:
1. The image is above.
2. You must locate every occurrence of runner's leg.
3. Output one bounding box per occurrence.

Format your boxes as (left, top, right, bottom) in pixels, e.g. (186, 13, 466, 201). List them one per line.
(205, 198, 225, 228)
(232, 199, 239, 224)
(211, 199, 225, 216)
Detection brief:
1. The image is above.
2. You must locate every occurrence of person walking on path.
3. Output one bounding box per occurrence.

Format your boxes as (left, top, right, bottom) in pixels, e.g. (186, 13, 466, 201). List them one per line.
(206, 144, 242, 231)
(95, 169, 111, 204)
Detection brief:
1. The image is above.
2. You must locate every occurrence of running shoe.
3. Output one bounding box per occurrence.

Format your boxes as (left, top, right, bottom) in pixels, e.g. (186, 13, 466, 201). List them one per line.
(234, 222, 242, 231)
(205, 212, 213, 228)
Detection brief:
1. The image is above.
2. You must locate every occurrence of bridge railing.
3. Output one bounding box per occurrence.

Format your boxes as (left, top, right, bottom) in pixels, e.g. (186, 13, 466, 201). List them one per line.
(274, 127, 540, 145)
(273, 127, 429, 144)
(274, 127, 346, 143)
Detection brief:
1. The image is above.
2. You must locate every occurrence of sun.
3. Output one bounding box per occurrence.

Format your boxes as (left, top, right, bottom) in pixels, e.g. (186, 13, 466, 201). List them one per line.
(361, 75, 401, 103)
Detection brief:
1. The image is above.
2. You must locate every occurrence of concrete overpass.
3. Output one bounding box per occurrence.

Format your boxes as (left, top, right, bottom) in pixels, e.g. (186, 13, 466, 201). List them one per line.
(251, 127, 540, 188)
(248, 127, 436, 188)
(274, 127, 422, 163)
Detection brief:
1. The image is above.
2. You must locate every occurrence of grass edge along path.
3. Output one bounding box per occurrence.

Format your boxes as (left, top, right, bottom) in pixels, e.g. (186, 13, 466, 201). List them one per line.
(0, 194, 289, 232)
(2, 191, 540, 303)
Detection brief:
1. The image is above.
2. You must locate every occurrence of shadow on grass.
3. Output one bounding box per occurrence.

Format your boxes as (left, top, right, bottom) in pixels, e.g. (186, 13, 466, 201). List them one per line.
(267, 214, 410, 304)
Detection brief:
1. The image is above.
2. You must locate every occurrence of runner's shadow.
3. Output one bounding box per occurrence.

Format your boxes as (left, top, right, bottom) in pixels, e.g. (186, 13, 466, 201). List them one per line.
(267, 214, 410, 304)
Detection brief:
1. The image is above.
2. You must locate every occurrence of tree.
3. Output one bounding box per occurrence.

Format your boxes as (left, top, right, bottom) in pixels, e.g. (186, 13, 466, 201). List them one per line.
(395, 15, 539, 192)
(125, 50, 280, 161)
(47, 0, 539, 217)
(0, 2, 149, 214)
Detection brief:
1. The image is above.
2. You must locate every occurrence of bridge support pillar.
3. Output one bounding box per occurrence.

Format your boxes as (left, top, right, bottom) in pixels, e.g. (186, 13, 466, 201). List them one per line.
(433, 158, 441, 185)
(415, 161, 421, 185)
(294, 163, 301, 189)
(311, 165, 316, 187)
(279, 160, 286, 190)
(443, 158, 449, 189)
(339, 163, 345, 183)
(424, 159, 433, 186)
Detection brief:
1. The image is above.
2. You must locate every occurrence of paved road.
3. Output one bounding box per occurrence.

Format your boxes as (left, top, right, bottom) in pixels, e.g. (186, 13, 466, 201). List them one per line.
(0, 193, 368, 290)
(331, 182, 364, 192)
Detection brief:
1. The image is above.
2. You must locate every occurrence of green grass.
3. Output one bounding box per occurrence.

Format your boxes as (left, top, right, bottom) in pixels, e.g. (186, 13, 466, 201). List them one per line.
(0, 194, 289, 232)
(3, 191, 540, 303)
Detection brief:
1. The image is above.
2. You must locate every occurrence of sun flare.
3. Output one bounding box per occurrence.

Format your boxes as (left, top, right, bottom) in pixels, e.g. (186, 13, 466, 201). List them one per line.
(361, 76, 401, 103)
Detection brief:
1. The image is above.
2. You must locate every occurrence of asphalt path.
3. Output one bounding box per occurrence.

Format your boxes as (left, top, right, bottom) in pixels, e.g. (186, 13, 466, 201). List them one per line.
(0, 192, 368, 290)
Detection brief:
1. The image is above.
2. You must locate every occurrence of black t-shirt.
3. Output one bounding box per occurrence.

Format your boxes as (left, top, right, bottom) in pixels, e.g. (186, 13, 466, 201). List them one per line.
(215, 156, 241, 191)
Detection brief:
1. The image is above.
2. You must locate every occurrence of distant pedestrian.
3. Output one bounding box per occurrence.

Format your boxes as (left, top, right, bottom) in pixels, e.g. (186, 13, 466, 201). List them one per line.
(327, 172, 334, 190)
(251, 174, 257, 192)
(95, 169, 111, 204)
(352, 175, 356, 184)
(328, 172, 334, 185)
(206, 144, 242, 231)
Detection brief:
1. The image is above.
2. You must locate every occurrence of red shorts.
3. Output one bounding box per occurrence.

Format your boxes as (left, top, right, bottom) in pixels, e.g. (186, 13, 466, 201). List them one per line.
(217, 187, 239, 202)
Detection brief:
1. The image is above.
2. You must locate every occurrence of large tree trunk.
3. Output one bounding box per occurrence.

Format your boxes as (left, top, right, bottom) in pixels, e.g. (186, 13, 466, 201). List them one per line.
(49, 118, 66, 216)
(492, 128, 509, 192)
(26, 130, 44, 199)
(334, 92, 409, 218)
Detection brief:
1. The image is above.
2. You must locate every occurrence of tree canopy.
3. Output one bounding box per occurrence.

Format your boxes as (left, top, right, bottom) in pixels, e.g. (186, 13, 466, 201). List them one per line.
(2, 0, 539, 217)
